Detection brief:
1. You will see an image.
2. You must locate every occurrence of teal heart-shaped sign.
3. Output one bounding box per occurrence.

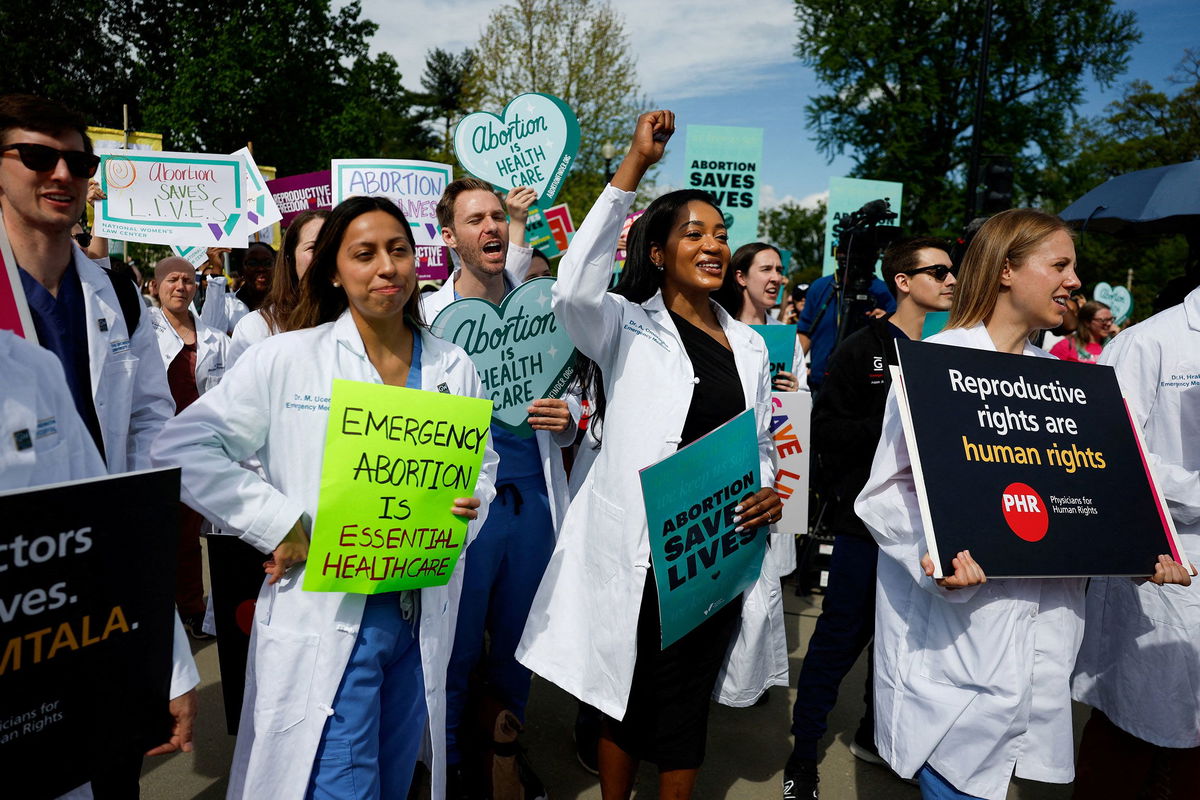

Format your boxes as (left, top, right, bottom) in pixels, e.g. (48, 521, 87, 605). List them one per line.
(429, 278, 577, 437)
(453, 93, 581, 205)
(1092, 282, 1133, 325)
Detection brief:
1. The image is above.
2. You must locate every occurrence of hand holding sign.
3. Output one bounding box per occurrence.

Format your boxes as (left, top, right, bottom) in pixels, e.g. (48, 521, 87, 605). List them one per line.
(454, 93, 581, 205)
(921, 550, 987, 590)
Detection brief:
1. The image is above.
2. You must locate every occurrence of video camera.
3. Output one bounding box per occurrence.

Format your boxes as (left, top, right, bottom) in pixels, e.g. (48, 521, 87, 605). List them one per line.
(830, 198, 901, 345)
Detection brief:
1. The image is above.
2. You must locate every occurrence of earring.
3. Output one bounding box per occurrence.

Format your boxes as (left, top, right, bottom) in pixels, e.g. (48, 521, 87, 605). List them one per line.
(332, 280, 341, 288)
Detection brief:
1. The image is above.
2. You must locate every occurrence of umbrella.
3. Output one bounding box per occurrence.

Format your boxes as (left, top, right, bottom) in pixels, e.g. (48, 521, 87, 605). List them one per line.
(1059, 160, 1200, 236)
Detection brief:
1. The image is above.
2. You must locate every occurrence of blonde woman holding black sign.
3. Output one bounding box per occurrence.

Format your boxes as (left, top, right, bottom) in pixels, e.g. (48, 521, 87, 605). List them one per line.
(153, 196, 498, 800)
(517, 111, 788, 800)
(854, 208, 1190, 800)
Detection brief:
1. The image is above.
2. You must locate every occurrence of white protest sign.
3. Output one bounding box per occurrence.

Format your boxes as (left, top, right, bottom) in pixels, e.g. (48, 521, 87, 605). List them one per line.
(232, 147, 282, 239)
(94, 149, 251, 247)
(331, 159, 452, 248)
(769, 391, 811, 534)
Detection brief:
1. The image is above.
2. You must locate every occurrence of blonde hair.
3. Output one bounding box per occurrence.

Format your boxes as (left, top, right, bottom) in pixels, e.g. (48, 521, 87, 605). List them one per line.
(947, 209, 1073, 329)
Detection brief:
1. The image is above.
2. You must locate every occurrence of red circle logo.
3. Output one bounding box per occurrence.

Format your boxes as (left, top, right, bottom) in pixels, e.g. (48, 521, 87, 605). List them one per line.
(1001, 482, 1048, 542)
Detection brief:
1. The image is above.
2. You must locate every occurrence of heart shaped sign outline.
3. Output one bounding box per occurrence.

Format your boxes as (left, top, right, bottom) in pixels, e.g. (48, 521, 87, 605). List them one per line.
(1092, 281, 1133, 325)
(452, 93, 581, 205)
(430, 277, 577, 438)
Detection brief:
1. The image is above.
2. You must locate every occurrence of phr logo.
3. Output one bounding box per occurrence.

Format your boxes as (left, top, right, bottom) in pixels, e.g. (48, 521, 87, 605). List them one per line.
(1001, 482, 1048, 542)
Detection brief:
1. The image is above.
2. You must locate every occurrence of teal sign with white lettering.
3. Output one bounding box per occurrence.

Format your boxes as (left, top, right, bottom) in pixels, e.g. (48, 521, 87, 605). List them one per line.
(640, 409, 765, 648)
(453, 93, 581, 205)
(750, 324, 796, 381)
(429, 278, 576, 438)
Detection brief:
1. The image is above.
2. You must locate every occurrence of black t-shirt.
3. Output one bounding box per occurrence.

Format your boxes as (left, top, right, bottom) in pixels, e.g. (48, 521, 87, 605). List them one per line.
(670, 311, 746, 448)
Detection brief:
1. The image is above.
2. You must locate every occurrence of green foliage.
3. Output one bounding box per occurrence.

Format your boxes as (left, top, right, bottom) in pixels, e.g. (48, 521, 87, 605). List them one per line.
(419, 48, 477, 163)
(1040, 50, 1200, 322)
(463, 0, 651, 217)
(793, 0, 1139, 236)
(759, 200, 827, 276)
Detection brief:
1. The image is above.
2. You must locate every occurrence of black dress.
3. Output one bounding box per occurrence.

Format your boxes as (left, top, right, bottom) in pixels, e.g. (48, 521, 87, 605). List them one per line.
(604, 311, 749, 770)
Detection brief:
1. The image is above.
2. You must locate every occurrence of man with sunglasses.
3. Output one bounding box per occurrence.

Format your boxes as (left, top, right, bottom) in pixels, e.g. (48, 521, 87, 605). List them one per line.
(0, 94, 197, 796)
(784, 236, 956, 800)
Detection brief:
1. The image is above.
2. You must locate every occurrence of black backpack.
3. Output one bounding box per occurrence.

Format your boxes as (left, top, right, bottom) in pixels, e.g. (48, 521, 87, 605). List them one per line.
(104, 268, 143, 337)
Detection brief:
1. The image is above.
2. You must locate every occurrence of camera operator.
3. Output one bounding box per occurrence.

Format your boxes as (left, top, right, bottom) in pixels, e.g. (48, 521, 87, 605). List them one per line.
(795, 200, 899, 393)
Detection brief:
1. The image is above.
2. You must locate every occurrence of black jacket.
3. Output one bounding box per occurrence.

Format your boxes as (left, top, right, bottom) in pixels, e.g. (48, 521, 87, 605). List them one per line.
(811, 315, 905, 541)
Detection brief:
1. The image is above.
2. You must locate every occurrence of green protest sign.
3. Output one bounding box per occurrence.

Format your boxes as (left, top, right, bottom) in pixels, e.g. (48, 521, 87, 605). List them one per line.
(684, 125, 763, 251)
(429, 278, 576, 438)
(303, 380, 493, 594)
(823, 177, 904, 276)
(750, 324, 796, 381)
(453, 93, 580, 204)
(640, 409, 765, 648)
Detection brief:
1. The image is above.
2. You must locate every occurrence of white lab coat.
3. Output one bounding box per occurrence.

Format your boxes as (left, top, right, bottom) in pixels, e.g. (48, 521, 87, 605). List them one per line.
(855, 323, 1085, 800)
(70, 252, 199, 698)
(421, 245, 573, 533)
(1071, 286, 1200, 748)
(150, 311, 498, 800)
(516, 184, 791, 719)
(229, 309, 272, 366)
(147, 308, 229, 395)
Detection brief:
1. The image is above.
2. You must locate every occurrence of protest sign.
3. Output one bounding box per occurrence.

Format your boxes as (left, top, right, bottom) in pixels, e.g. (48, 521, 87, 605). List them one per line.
(303, 380, 492, 594)
(169, 245, 210, 269)
(232, 147, 283, 241)
(429, 277, 577, 437)
(751, 324, 797, 382)
(0, 469, 178, 799)
(684, 125, 763, 250)
(894, 339, 1186, 578)
(769, 391, 812, 535)
(267, 170, 333, 227)
(0, 213, 37, 342)
(823, 177, 904, 276)
(542, 203, 574, 253)
(94, 149, 250, 247)
(641, 409, 765, 648)
(453, 93, 580, 205)
(524, 206, 560, 259)
(1093, 282, 1133, 325)
(331, 158, 453, 281)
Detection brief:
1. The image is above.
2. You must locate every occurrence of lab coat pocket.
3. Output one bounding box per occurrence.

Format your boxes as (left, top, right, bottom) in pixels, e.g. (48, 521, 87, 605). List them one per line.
(583, 489, 625, 584)
(918, 584, 1019, 691)
(252, 622, 320, 734)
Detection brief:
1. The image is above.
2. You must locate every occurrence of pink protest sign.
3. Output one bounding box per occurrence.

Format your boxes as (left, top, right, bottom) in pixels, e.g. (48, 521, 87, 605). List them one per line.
(417, 245, 450, 282)
(267, 171, 333, 227)
(0, 215, 36, 342)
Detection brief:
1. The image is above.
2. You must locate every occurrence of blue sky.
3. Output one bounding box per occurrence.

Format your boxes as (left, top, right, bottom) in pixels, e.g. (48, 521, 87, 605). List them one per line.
(361, 0, 1197, 210)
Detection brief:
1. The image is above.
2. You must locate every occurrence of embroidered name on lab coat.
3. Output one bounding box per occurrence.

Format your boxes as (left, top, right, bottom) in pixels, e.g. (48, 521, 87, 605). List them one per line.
(110, 339, 131, 355)
(622, 319, 671, 351)
(36, 417, 57, 439)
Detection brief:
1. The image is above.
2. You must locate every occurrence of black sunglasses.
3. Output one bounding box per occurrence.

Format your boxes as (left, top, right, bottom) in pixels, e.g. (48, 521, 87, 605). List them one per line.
(0, 143, 100, 179)
(902, 264, 955, 282)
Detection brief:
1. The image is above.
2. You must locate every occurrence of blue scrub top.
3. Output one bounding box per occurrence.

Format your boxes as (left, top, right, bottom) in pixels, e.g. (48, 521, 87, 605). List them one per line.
(796, 273, 895, 391)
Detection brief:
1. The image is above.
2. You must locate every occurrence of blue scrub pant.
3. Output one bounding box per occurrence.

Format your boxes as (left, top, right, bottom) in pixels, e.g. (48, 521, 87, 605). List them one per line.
(917, 764, 984, 799)
(789, 534, 878, 761)
(307, 593, 426, 800)
(445, 474, 556, 764)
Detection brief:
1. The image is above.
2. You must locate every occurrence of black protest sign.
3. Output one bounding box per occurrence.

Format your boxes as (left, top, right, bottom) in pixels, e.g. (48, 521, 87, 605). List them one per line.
(0, 469, 179, 799)
(894, 339, 1184, 578)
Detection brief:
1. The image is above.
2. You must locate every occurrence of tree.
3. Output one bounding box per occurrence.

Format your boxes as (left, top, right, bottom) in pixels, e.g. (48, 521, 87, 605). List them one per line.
(793, 0, 1139, 235)
(420, 48, 476, 163)
(0, 0, 135, 127)
(759, 200, 827, 280)
(123, 0, 433, 173)
(463, 0, 650, 216)
(1040, 50, 1200, 321)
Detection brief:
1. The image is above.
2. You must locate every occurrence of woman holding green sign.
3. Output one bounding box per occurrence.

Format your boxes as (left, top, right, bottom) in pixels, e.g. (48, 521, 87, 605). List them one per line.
(153, 196, 498, 800)
(517, 111, 789, 800)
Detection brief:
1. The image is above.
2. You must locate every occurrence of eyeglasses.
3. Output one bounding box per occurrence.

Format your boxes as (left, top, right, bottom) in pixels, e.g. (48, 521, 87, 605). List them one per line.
(0, 143, 100, 179)
(1092, 316, 1114, 326)
(902, 264, 955, 282)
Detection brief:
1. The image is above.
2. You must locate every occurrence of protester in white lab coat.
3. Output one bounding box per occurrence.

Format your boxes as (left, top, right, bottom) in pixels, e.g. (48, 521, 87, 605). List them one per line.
(152, 195, 497, 800)
(714, 241, 804, 390)
(517, 111, 788, 800)
(229, 208, 328, 362)
(1070, 284, 1200, 796)
(854, 208, 1191, 800)
(0, 94, 198, 795)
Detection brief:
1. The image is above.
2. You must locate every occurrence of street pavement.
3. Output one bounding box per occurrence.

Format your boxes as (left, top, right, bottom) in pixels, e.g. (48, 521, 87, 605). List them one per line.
(141, 552, 1082, 799)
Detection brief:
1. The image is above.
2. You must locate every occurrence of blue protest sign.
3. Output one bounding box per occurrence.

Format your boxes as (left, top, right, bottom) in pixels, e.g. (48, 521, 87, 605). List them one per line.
(750, 324, 797, 381)
(640, 409, 765, 648)
(453, 93, 581, 205)
(429, 277, 576, 437)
